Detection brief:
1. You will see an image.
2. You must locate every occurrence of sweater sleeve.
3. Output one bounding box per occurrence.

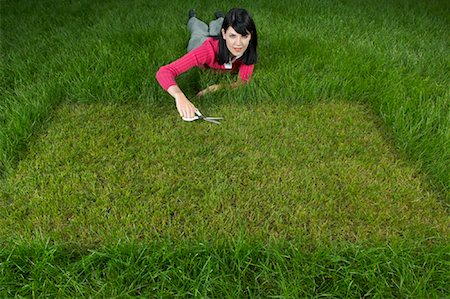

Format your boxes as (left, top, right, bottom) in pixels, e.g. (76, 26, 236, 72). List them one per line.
(238, 63, 255, 83)
(156, 41, 214, 91)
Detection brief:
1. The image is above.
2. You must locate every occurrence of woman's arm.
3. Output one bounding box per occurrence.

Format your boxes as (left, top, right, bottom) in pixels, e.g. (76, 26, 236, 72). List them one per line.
(196, 84, 223, 97)
(196, 62, 255, 97)
(196, 81, 242, 97)
(156, 40, 215, 118)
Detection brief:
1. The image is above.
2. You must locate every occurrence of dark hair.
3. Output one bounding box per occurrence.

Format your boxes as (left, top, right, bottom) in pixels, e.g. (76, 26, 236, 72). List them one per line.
(216, 8, 258, 65)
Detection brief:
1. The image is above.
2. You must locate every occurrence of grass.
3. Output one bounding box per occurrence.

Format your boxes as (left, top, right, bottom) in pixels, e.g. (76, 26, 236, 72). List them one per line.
(2, 240, 449, 297)
(1, 100, 448, 245)
(1, 0, 449, 192)
(1, 0, 449, 296)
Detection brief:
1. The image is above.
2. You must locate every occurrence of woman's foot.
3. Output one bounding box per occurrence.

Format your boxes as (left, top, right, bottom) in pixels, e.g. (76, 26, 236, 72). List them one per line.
(214, 10, 224, 19)
(188, 9, 196, 21)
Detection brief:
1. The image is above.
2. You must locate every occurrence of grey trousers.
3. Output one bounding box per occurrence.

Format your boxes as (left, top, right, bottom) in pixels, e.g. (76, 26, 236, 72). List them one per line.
(187, 17, 224, 52)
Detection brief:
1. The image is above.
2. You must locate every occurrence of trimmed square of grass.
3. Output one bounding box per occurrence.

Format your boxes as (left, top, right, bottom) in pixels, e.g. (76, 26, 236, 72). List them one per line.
(1, 100, 448, 246)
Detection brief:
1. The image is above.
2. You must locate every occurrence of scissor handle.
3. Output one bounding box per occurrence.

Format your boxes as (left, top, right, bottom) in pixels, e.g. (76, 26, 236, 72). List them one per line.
(182, 109, 203, 122)
(182, 115, 200, 121)
(181, 109, 221, 124)
(194, 109, 203, 117)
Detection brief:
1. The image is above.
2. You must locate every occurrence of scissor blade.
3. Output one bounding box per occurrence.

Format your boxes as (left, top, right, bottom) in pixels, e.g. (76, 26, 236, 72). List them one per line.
(204, 118, 221, 124)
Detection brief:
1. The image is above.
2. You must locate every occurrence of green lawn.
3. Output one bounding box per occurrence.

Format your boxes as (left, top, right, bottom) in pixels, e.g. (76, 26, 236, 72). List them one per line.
(1, 101, 448, 245)
(1, 0, 449, 297)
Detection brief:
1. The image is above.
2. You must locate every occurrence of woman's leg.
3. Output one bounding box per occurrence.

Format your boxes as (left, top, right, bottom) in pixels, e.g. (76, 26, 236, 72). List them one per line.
(208, 17, 224, 37)
(187, 17, 209, 52)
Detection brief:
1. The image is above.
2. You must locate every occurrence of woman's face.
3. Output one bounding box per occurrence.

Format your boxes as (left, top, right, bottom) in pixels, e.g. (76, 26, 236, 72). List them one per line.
(221, 26, 251, 57)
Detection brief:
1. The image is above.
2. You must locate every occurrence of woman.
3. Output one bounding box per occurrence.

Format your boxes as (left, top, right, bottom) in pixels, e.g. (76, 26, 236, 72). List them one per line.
(156, 8, 258, 120)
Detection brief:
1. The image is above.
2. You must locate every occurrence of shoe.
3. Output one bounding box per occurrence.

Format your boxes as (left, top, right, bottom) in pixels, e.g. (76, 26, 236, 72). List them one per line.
(214, 10, 224, 19)
(188, 9, 196, 21)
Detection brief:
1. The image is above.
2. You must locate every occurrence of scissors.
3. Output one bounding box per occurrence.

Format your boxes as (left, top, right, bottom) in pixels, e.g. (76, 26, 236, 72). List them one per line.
(182, 109, 223, 124)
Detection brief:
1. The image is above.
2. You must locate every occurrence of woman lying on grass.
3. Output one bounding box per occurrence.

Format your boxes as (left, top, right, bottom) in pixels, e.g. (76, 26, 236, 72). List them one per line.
(156, 8, 258, 120)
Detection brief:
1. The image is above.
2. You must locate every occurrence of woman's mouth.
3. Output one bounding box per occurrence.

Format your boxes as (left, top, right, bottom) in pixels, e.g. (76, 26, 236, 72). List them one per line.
(233, 48, 242, 52)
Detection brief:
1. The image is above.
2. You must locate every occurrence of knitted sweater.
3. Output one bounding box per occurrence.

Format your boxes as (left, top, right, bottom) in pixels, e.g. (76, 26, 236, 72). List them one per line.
(156, 38, 254, 91)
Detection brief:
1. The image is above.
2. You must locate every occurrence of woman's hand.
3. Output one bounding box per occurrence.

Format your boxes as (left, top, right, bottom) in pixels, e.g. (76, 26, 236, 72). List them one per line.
(167, 85, 196, 119)
(175, 95, 197, 119)
(196, 84, 222, 97)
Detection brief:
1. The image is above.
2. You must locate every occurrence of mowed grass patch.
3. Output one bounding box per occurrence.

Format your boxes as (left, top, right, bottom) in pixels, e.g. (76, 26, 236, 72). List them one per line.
(1, 100, 448, 245)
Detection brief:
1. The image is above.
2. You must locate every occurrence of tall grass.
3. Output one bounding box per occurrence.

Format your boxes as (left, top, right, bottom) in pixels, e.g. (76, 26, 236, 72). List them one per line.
(2, 239, 449, 297)
(1, 0, 449, 296)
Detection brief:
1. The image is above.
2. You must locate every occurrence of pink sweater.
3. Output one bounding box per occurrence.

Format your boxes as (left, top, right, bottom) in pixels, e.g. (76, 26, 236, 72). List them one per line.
(156, 38, 254, 91)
